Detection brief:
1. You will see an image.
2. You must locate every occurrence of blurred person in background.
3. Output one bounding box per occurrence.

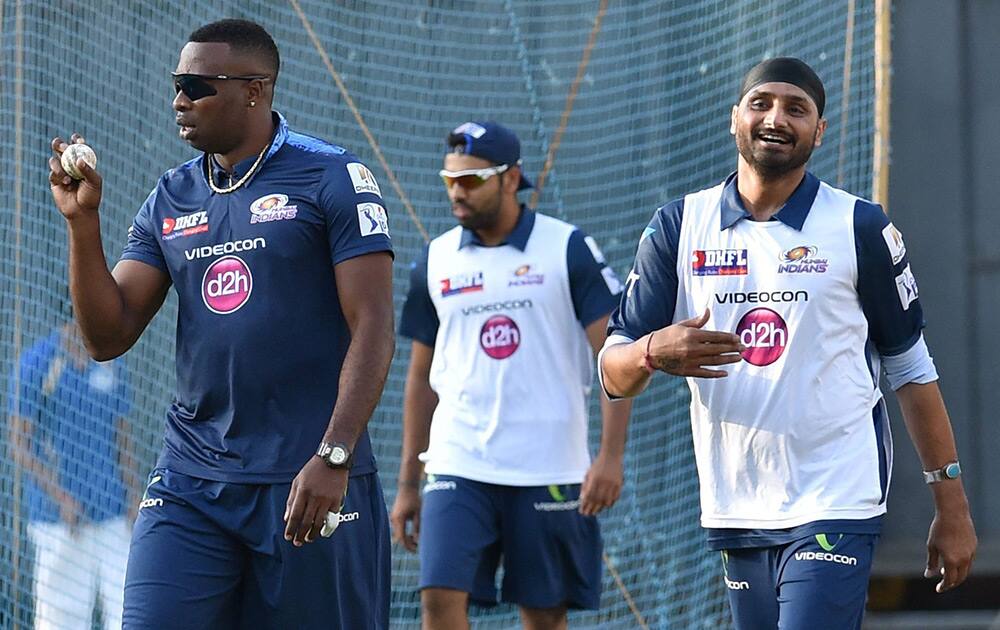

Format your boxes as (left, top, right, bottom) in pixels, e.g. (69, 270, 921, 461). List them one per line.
(8, 304, 136, 630)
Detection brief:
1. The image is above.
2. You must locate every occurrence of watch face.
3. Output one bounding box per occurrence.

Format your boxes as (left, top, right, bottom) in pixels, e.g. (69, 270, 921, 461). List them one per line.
(944, 463, 961, 479)
(330, 446, 348, 465)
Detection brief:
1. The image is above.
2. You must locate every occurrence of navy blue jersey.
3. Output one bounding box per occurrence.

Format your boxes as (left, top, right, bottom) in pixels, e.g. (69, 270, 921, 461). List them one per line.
(121, 113, 392, 482)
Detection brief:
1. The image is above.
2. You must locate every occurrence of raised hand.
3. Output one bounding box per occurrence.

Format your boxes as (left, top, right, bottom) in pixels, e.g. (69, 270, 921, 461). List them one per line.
(49, 134, 103, 221)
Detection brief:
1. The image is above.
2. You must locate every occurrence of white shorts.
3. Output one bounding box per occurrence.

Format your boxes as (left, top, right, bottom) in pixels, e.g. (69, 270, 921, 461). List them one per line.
(28, 517, 130, 630)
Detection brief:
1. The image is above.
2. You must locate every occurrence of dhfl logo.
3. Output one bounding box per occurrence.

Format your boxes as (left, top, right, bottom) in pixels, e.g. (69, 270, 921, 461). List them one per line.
(202, 255, 253, 314)
(480, 315, 520, 359)
(162, 211, 209, 240)
(692, 249, 749, 276)
(736, 308, 787, 366)
(441, 272, 484, 298)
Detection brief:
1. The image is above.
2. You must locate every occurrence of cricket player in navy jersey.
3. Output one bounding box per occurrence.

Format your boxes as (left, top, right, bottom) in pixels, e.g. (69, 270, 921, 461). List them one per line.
(600, 58, 976, 629)
(48, 19, 394, 629)
(391, 122, 632, 630)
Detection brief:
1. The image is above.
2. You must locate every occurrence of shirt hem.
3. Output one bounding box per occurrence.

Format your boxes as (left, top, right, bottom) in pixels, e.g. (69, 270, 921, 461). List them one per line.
(157, 457, 377, 483)
(331, 242, 394, 266)
(120, 251, 168, 273)
(423, 464, 585, 487)
(700, 506, 887, 529)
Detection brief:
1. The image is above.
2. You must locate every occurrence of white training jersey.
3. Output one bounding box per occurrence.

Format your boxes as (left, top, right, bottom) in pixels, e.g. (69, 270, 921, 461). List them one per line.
(401, 210, 622, 485)
(605, 172, 929, 529)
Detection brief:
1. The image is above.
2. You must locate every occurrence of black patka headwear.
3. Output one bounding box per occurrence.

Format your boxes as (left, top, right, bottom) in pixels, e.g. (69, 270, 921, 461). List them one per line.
(739, 57, 826, 116)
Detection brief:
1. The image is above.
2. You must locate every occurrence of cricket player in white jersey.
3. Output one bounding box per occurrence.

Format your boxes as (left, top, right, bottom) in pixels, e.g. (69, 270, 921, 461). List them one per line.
(600, 57, 976, 629)
(392, 121, 632, 630)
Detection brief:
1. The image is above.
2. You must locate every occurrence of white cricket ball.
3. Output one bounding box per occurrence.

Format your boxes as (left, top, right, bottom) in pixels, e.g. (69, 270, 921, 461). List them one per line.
(60, 143, 97, 180)
(320, 510, 341, 538)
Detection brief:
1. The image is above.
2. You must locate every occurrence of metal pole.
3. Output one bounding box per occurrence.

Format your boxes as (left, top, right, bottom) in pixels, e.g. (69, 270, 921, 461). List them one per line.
(872, 0, 892, 209)
(836, 0, 856, 189)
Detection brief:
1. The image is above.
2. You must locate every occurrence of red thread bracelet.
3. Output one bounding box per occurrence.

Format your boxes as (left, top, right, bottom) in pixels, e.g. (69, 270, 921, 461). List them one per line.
(642, 332, 656, 374)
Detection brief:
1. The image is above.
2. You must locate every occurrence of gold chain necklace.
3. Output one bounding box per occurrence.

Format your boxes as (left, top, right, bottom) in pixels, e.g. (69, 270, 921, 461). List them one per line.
(204, 141, 271, 194)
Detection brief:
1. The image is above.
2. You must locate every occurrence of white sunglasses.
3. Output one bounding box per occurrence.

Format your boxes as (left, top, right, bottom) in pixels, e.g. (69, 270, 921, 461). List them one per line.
(439, 163, 511, 189)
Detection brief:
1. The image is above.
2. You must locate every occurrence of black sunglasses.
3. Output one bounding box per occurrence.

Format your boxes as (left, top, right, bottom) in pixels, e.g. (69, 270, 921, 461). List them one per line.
(172, 73, 270, 101)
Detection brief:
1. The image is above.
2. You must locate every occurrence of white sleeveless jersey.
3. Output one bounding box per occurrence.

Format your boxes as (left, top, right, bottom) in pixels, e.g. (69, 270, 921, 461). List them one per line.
(417, 213, 614, 485)
(606, 173, 928, 529)
(678, 182, 887, 527)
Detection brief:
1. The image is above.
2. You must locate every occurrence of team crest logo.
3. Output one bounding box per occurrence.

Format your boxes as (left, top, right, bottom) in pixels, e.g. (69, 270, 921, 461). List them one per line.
(249, 193, 298, 224)
(778, 245, 828, 274)
(509, 264, 544, 287)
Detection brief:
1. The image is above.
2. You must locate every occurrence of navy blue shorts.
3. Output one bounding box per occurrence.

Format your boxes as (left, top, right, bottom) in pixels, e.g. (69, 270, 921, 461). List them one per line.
(122, 468, 390, 629)
(418, 475, 602, 610)
(722, 532, 878, 630)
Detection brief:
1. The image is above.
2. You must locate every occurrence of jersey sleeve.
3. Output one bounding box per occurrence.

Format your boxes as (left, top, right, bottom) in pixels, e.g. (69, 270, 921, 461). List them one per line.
(119, 186, 167, 272)
(607, 200, 684, 341)
(398, 245, 439, 347)
(566, 230, 623, 327)
(318, 158, 394, 266)
(854, 200, 925, 356)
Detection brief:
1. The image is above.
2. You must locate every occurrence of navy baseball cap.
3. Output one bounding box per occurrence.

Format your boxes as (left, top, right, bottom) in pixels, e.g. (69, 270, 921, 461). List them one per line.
(446, 121, 533, 190)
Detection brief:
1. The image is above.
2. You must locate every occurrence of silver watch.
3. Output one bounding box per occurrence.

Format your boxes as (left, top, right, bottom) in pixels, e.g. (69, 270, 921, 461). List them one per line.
(922, 461, 961, 484)
(316, 441, 352, 469)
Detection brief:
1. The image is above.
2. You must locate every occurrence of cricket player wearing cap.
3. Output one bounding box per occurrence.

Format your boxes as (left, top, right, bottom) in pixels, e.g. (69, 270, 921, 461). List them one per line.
(599, 58, 976, 628)
(391, 121, 633, 629)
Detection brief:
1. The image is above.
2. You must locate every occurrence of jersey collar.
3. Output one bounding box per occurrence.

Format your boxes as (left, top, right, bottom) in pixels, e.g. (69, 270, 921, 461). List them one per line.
(207, 111, 290, 188)
(458, 205, 535, 251)
(719, 170, 820, 231)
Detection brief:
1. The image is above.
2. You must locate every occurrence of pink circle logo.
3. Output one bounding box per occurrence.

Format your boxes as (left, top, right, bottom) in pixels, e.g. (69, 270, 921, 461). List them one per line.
(736, 308, 788, 366)
(202, 255, 253, 314)
(480, 315, 520, 359)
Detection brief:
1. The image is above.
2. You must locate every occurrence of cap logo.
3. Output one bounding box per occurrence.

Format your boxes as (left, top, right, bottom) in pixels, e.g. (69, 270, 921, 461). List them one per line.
(453, 122, 487, 138)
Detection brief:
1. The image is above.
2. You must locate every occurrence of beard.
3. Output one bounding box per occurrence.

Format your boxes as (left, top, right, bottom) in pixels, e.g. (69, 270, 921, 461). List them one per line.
(453, 189, 503, 232)
(735, 123, 817, 180)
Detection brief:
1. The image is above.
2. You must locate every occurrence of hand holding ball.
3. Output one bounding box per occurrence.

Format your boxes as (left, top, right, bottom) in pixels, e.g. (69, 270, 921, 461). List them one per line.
(60, 143, 97, 180)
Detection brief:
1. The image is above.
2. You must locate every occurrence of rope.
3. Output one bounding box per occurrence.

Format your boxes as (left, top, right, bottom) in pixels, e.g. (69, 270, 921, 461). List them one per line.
(604, 550, 650, 630)
(289, 0, 429, 242)
(529, 0, 609, 209)
(502, 0, 563, 216)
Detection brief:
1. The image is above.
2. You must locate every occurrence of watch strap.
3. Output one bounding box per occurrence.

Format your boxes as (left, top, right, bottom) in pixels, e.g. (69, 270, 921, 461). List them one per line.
(316, 441, 353, 469)
(922, 461, 961, 484)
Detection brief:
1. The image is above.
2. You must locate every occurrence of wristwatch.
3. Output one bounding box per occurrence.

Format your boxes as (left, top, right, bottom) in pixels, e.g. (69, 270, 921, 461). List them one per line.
(922, 461, 961, 484)
(316, 441, 353, 469)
